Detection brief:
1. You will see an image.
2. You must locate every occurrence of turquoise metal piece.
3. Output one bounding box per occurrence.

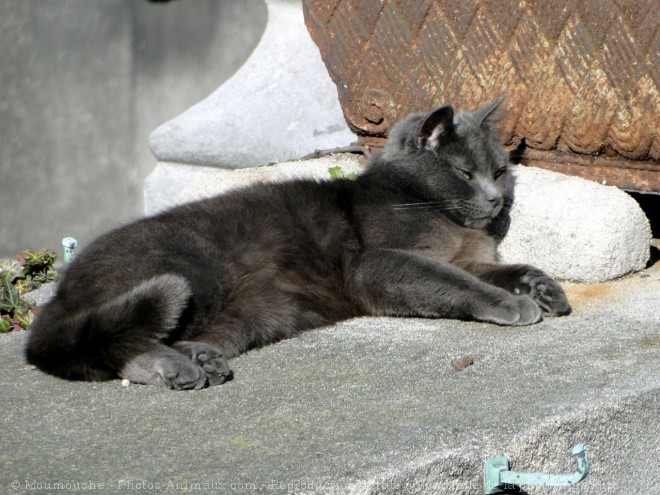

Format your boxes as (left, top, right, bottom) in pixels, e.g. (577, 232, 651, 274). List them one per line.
(484, 444, 589, 494)
(62, 237, 78, 265)
(484, 456, 510, 494)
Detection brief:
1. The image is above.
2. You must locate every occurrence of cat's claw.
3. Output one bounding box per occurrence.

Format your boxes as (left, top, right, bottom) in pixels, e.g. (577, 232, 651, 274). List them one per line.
(521, 271, 571, 316)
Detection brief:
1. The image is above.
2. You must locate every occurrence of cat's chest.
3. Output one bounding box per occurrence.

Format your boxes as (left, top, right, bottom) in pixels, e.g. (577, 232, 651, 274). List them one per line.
(409, 218, 497, 265)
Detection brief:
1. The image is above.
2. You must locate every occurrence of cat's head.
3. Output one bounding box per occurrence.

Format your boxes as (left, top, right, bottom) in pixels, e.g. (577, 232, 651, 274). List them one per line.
(380, 99, 519, 230)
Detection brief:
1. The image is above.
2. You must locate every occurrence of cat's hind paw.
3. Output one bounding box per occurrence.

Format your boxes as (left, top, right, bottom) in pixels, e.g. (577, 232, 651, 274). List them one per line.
(121, 347, 209, 390)
(156, 357, 208, 390)
(172, 341, 233, 386)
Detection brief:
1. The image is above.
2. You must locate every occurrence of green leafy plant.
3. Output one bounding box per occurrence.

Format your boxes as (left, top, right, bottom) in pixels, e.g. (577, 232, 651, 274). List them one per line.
(328, 166, 358, 181)
(0, 249, 58, 332)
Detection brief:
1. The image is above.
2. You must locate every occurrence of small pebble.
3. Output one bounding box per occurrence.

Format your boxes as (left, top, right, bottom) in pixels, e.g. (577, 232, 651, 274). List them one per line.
(451, 355, 475, 371)
(121, 379, 131, 387)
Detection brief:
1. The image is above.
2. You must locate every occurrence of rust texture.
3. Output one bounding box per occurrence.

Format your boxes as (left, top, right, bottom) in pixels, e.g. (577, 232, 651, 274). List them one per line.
(303, 0, 660, 192)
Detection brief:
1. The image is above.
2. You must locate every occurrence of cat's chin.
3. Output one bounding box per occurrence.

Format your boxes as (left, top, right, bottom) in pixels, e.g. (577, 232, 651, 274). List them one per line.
(462, 217, 492, 230)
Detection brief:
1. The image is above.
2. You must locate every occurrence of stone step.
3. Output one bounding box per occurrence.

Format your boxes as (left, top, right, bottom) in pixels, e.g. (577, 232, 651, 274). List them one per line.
(3, 262, 659, 494)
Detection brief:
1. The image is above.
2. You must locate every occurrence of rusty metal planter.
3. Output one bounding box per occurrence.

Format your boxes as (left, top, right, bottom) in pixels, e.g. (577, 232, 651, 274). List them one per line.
(303, 0, 660, 192)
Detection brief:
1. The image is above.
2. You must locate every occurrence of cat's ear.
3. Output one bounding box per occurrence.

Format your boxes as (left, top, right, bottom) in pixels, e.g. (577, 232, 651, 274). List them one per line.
(417, 105, 455, 150)
(473, 97, 505, 131)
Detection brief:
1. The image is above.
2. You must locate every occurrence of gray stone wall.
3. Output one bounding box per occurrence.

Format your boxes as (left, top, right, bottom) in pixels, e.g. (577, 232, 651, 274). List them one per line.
(0, 0, 266, 257)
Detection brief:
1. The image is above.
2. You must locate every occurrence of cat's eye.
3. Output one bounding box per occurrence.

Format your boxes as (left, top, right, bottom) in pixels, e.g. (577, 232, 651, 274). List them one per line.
(494, 167, 507, 179)
(458, 169, 472, 180)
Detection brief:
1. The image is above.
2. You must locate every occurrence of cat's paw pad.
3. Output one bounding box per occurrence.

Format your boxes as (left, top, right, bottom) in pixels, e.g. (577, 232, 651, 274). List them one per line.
(172, 341, 233, 386)
(521, 272, 571, 316)
(480, 295, 542, 326)
(501, 295, 542, 326)
(155, 357, 208, 390)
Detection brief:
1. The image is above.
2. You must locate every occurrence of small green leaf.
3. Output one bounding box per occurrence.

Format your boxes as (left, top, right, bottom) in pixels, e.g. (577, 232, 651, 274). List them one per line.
(1, 261, 24, 284)
(328, 166, 358, 181)
(14, 308, 34, 329)
(14, 279, 32, 296)
(33, 266, 57, 285)
(0, 315, 12, 333)
(23, 248, 57, 274)
(0, 276, 29, 314)
(328, 166, 344, 179)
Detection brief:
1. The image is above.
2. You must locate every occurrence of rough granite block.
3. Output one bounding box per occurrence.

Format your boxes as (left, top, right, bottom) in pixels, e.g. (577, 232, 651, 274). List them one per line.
(498, 166, 651, 282)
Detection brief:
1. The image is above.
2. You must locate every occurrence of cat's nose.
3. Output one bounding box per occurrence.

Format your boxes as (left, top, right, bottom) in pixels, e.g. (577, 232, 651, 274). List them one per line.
(486, 192, 503, 217)
(486, 192, 502, 206)
(480, 181, 502, 210)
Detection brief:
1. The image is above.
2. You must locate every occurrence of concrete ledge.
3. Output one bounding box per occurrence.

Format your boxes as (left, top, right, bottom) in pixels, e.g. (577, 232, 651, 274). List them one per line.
(144, 162, 226, 215)
(175, 154, 366, 205)
(144, 156, 366, 216)
(3, 265, 659, 493)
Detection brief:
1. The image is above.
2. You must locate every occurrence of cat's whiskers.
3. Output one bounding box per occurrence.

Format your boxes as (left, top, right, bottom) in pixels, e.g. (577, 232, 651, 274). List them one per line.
(391, 200, 463, 211)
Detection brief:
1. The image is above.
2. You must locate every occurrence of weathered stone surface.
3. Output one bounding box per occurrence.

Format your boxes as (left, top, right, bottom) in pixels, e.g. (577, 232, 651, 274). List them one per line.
(3, 263, 660, 493)
(149, 0, 354, 169)
(174, 155, 365, 206)
(0, 0, 266, 257)
(0, 1, 134, 256)
(144, 162, 226, 216)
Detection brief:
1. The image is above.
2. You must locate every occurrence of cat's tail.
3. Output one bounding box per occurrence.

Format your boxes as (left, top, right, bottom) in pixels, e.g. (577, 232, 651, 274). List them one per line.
(25, 274, 192, 381)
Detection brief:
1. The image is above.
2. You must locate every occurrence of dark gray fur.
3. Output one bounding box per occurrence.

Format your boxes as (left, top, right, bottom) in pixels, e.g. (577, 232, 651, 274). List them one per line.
(26, 100, 570, 390)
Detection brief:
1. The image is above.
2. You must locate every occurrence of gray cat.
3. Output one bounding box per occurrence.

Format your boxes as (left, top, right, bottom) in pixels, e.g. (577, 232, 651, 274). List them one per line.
(26, 99, 570, 390)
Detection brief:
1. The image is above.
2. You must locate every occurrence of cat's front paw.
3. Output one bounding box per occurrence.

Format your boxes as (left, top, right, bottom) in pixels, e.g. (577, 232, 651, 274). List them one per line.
(519, 270, 571, 316)
(476, 294, 542, 326)
(154, 356, 208, 390)
(172, 341, 233, 386)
